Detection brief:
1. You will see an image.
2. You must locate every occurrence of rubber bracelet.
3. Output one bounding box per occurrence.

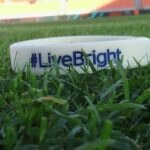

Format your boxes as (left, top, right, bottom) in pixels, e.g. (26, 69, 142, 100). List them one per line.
(10, 36, 150, 75)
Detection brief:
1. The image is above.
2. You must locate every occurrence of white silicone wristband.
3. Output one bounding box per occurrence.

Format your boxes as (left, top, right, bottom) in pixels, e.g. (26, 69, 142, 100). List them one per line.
(10, 36, 150, 75)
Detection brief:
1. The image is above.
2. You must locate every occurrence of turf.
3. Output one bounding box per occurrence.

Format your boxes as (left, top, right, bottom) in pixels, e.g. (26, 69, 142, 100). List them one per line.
(0, 15, 150, 150)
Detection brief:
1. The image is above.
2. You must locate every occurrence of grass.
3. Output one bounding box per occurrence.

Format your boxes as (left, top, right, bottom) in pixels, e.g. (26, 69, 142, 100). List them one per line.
(0, 15, 150, 150)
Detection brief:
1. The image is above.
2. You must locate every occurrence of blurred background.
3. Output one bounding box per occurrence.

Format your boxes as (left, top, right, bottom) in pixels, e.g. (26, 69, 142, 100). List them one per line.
(0, 0, 150, 22)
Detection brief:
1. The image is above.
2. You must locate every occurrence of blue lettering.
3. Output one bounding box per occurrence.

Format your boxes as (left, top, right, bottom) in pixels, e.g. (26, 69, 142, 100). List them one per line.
(62, 55, 72, 67)
(116, 49, 122, 60)
(39, 53, 48, 68)
(92, 50, 96, 65)
(51, 55, 62, 64)
(36, 49, 122, 69)
(73, 51, 84, 66)
(97, 53, 107, 67)
(87, 50, 96, 65)
(107, 49, 116, 61)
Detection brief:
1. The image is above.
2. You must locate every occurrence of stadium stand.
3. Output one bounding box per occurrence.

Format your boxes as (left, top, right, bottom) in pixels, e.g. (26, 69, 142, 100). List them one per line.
(13, 0, 37, 3)
(90, 0, 150, 18)
(99, 0, 135, 11)
(0, 0, 150, 22)
(0, 0, 36, 3)
(141, 0, 150, 8)
(0, 0, 150, 10)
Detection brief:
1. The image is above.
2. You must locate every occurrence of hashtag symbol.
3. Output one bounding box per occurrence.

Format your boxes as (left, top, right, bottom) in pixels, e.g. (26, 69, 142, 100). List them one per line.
(31, 53, 37, 68)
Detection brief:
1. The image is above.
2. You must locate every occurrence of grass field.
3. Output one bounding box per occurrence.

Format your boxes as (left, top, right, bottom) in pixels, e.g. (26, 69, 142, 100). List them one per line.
(0, 15, 150, 150)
